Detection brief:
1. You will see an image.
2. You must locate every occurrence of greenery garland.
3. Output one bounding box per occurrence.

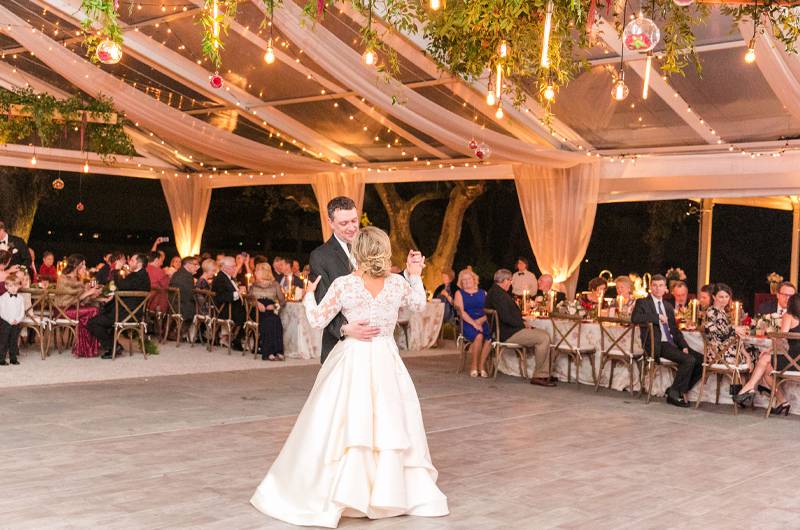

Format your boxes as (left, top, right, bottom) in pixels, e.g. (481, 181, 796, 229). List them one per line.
(80, 0, 123, 62)
(721, 1, 800, 53)
(0, 88, 135, 159)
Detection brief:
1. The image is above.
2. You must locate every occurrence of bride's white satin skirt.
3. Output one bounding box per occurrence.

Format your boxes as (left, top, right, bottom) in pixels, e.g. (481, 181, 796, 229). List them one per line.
(250, 336, 449, 528)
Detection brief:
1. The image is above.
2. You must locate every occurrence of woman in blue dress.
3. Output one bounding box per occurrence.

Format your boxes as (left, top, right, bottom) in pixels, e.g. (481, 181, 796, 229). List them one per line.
(454, 268, 492, 378)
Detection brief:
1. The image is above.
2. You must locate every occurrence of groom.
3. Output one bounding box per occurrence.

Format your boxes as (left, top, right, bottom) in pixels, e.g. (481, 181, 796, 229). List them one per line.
(309, 196, 379, 363)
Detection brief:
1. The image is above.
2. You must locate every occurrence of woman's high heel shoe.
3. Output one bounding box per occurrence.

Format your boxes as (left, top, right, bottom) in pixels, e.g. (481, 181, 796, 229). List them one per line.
(757, 384, 772, 396)
(469, 370, 479, 378)
(733, 390, 755, 407)
(771, 402, 791, 416)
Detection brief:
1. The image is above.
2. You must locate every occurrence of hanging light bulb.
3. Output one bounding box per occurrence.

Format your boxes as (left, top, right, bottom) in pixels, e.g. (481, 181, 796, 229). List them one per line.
(541, 1, 554, 68)
(495, 106, 504, 119)
(430, 0, 441, 10)
(611, 73, 629, 101)
(543, 84, 555, 101)
(498, 40, 509, 58)
(642, 52, 653, 99)
(264, 41, 275, 64)
(486, 91, 496, 106)
(744, 38, 756, 63)
(362, 48, 376, 66)
(83, 160, 90, 173)
(495, 63, 503, 100)
(30, 154, 37, 166)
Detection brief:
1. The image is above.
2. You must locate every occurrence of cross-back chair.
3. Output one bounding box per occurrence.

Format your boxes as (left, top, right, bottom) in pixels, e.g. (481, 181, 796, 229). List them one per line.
(112, 291, 151, 359)
(19, 288, 50, 360)
(695, 332, 751, 415)
(190, 288, 216, 351)
(485, 308, 529, 379)
(160, 287, 184, 347)
(550, 314, 597, 385)
(243, 295, 260, 359)
(48, 289, 83, 356)
(766, 332, 800, 417)
(596, 316, 645, 396)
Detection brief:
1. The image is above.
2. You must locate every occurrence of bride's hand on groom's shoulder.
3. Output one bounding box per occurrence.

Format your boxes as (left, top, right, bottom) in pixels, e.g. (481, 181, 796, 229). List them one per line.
(405, 250, 425, 277)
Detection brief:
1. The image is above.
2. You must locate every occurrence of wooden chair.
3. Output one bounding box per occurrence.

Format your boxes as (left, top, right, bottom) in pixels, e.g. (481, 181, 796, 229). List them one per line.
(695, 332, 751, 415)
(485, 308, 529, 379)
(146, 288, 168, 341)
(210, 297, 235, 355)
(596, 316, 645, 397)
(642, 323, 680, 404)
(190, 288, 215, 351)
(243, 295, 260, 359)
(160, 287, 184, 347)
(19, 288, 50, 360)
(455, 316, 473, 374)
(766, 332, 800, 417)
(47, 289, 83, 356)
(550, 314, 597, 385)
(111, 291, 151, 360)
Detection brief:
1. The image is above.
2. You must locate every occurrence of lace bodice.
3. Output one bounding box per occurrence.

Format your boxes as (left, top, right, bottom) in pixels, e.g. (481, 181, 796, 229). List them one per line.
(303, 273, 426, 337)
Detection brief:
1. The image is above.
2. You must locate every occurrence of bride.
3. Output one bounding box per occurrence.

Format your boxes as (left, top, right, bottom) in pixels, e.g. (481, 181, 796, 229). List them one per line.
(250, 226, 449, 528)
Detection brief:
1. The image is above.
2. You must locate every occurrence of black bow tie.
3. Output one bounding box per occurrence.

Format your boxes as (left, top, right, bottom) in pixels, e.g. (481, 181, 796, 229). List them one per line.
(8, 294, 17, 298)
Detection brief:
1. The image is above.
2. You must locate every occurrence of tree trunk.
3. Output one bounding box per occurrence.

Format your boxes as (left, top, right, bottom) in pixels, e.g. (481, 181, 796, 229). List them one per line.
(422, 182, 486, 288)
(374, 183, 443, 267)
(0, 168, 49, 241)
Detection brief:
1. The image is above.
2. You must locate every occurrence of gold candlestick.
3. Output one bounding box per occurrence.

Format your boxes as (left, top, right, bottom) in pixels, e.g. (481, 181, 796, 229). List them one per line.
(732, 301, 741, 326)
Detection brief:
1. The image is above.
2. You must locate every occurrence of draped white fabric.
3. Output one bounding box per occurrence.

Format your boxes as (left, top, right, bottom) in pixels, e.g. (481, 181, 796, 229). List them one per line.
(0, 5, 331, 175)
(513, 163, 599, 297)
(269, 1, 582, 168)
(160, 176, 212, 257)
(311, 172, 366, 241)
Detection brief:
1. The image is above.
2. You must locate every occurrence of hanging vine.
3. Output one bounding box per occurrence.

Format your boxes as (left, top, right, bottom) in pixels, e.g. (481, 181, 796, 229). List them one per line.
(199, 0, 239, 69)
(80, 0, 123, 61)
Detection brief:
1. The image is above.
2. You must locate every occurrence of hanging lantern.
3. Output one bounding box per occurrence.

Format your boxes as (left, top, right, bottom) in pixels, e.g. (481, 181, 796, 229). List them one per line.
(95, 39, 123, 65)
(264, 41, 276, 64)
(76, 202, 85, 212)
(622, 15, 660, 53)
(51, 177, 64, 190)
(672, 0, 694, 6)
(611, 74, 630, 101)
(468, 138, 478, 150)
(474, 143, 491, 161)
(209, 73, 224, 89)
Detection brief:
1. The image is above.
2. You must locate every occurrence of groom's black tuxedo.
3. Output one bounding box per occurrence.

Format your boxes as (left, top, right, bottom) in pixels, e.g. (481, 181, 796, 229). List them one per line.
(309, 236, 353, 364)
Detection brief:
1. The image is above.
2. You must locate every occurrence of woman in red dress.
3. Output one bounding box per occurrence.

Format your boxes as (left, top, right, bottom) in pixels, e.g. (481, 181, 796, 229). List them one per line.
(54, 254, 103, 357)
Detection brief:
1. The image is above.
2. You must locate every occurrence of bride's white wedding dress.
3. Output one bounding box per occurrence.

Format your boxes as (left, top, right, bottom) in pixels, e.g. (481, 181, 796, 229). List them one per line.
(250, 273, 449, 528)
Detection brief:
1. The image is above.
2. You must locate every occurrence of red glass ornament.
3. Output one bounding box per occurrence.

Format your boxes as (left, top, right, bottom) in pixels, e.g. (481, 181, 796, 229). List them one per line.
(468, 138, 478, 150)
(76, 202, 85, 212)
(209, 73, 223, 89)
(52, 178, 65, 190)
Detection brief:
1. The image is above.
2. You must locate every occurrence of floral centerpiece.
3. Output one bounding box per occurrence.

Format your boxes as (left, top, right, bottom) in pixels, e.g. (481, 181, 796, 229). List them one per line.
(767, 272, 784, 294)
(753, 312, 782, 335)
(665, 267, 687, 289)
(555, 299, 586, 319)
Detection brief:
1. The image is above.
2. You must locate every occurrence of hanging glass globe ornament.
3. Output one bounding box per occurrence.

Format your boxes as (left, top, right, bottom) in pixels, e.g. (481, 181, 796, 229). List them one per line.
(622, 15, 660, 53)
(76, 202, 85, 212)
(672, 0, 694, 6)
(474, 143, 491, 161)
(209, 72, 224, 89)
(95, 39, 122, 64)
(51, 177, 65, 190)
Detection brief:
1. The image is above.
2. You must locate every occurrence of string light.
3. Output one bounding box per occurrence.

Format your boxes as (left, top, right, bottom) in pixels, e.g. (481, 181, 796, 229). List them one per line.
(264, 42, 275, 63)
(362, 48, 376, 66)
(430, 0, 441, 10)
(541, 1, 554, 68)
(486, 91, 496, 106)
(495, 105, 504, 119)
(744, 38, 756, 64)
(543, 84, 555, 101)
(612, 74, 629, 101)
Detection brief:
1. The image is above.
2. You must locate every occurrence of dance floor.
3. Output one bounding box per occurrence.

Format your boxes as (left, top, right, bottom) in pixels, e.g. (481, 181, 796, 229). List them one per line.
(1, 352, 797, 529)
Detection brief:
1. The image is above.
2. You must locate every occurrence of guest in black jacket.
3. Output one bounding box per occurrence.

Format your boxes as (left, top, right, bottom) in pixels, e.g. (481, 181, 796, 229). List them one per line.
(433, 268, 457, 323)
(0, 220, 31, 269)
(87, 253, 152, 359)
(169, 256, 199, 323)
(535, 274, 566, 306)
(757, 281, 796, 316)
(212, 255, 246, 350)
(631, 274, 702, 408)
(485, 269, 554, 387)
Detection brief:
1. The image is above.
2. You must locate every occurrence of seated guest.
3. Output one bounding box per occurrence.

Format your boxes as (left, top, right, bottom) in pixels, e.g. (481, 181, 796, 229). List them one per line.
(189, 258, 217, 343)
(164, 256, 182, 276)
(253, 254, 269, 267)
(614, 276, 636, 316)
(535, 273, 566, 306)
(757, 281, 796, 317)
(272, 256, 286, 283)
(0, 220, 31, 268)
(735, 294, 800, 414)
(454, 268, 492, 378)
(698, 284, 713, 312)
(234, 252, 251, 285)
(54, 254, 102, 357)
(291, 259, 301, 276)
(631, 274, 703, 408)
(433, 269, 457, 323)
(248, 262, 285, 361)
(485, 269, 554, 387)
(169, 256, 199, 326)
(95, 251, 125, 285)
(511, 257, 537, 296)
(579, 277, 608, 311)
(38, 251, 57, 283)
(703, 283, 759, 369)
(212, 256, 246, 351)
(146, 251, 170, 314)
(670, 281, 690, 311)
(87, 253, 151, 359)
(278, 258, 305, 294)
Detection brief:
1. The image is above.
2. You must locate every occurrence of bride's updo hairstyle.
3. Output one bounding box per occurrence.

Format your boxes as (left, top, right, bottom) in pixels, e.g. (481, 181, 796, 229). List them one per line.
(352, 226, 392, 278)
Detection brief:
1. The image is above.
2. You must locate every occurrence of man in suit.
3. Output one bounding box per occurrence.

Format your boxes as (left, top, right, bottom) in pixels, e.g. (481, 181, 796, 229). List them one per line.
(309, 196, 379, 363)
(757, 281, 796, 316)
(169, 256, 199, 323)
(87, 253, 152, 359)
(0, 221, 31, 269)
(535, 274, 566, 305)
(631, 274, 703, 407)
(212, 256, 246, 351)
(485, 269, 554, 387)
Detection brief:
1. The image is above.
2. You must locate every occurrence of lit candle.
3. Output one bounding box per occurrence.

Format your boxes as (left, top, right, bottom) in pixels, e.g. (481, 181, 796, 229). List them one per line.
(690, 299, 698, 324)
(547, 290, 555, 314)
(523, 289, 529, 314)
(616, 295, 624, 313)
(733, 301, 741, 326)
(245, 272, 252, 287)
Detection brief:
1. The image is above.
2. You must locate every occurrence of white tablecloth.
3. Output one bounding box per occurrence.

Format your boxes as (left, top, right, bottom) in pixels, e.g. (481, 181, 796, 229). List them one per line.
(395, 301, 445, 351)
(498, 318, 800, 414)
(280, 302, 322, 360)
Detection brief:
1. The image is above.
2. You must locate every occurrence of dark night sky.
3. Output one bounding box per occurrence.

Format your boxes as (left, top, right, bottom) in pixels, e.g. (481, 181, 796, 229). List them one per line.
(26, 171, 792, 314)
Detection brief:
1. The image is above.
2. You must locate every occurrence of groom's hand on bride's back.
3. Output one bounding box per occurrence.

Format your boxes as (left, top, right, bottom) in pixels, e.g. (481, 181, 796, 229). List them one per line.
(306, 276, 322, 293)
(342, 320, 380, 341)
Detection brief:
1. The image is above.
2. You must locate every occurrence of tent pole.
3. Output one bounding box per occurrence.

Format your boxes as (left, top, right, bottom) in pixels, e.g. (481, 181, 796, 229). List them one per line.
(697, 198, 714, 290)
(791, 197, 800, 287)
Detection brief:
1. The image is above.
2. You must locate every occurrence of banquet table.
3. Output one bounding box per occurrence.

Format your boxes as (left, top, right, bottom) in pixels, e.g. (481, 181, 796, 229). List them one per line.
(279, 300, 444, 359)
(496, 317, 800, 415)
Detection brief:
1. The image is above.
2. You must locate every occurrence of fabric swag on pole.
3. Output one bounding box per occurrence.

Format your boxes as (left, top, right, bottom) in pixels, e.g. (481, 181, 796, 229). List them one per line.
(160, 175, 212, 257)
